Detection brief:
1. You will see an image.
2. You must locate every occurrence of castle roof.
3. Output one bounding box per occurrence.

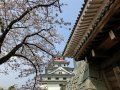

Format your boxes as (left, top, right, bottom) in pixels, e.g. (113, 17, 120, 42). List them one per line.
(63, 0, 119, 61)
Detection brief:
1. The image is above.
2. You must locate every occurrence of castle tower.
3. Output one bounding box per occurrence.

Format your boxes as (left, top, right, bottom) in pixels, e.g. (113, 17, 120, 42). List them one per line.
(40, 57, 74, 90)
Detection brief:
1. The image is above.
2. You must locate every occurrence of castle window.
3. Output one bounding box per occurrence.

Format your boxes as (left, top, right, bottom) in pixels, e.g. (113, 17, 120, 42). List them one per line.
(56, 77, 59, 80)
(59, 72, 62, 74)
(48, 77, 51, 80)
(63, 77, 66, 80)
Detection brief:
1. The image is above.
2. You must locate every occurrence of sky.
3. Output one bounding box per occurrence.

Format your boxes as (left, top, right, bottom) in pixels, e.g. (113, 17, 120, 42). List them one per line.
(56, 0, 84, 52)
(0, 0, 84, 88)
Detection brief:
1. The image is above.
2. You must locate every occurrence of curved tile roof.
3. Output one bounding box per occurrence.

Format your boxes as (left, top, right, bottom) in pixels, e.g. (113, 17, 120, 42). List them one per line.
(63, 0, 107, 58)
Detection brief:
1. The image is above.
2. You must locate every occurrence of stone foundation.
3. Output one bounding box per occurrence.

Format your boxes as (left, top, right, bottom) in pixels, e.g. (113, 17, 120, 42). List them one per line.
(66, 61, 107, 90)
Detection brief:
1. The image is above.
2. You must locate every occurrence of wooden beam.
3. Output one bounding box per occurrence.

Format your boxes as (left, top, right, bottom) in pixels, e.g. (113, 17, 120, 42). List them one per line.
(109, 30, 116, 40)
(101, 49, 120, 69)
(91, 49, 110, 58)
(79, 20, 92, 24)
(84, 12, 96, 17)
(78, 24, 90, 27)
(85, 8, 98, 13)
(89, 0, 103, 4)
(87, 4, 101, 9)
(74, 31, 83, 35)
(81, 17, 93, 21)
(77, 27, 88, 30)
(98, 35, 119, 50)
(83, 13, 95, 18)
(77, 28, 88, 32)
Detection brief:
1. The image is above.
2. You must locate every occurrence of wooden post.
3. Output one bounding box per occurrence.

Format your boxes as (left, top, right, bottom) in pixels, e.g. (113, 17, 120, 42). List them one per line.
(102, 71, 112, 90)
(113, 66, 120, 88)
(91, 49, 95, 57)
(85, 57, 88, 62)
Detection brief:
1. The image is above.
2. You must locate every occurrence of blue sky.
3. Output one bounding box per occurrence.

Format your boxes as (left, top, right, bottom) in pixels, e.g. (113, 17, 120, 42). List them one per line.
(57, 0, 84, 52)
(56, 0, 84, 68)
(0, 0, 84, 88)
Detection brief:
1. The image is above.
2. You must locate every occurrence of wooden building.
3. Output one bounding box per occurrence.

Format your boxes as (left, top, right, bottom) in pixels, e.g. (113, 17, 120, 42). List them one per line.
(63, 0, 120, 90)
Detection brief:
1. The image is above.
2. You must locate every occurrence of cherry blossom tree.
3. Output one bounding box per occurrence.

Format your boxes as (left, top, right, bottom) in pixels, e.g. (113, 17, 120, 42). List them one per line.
(0, 0, 70, 89)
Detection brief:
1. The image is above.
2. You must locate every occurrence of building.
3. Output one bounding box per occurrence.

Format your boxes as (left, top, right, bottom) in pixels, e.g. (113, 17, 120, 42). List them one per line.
(40, 57, 74, 90)
(63, 0, 120, 90)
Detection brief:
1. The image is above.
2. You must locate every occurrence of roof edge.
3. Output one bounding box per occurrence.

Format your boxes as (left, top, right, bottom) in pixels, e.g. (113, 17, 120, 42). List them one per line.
(62, 0, 87, 56)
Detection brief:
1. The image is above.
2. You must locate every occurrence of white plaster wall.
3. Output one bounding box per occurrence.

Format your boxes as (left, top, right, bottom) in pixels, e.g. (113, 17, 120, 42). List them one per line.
(42, 77, 47, 80)
(55, 64, 58, 67)
(47, 84, 60, 90)
(54, 70, 68, 74)
(42, 77, 69, 81)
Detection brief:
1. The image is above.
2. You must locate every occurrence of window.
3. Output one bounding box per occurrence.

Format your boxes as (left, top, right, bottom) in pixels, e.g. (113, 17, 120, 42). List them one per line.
(56, 77, 59, 80)
(63, 77, 66, 80)
(59, 72, 62, 74)
(48, 77, 51, 80)
(59, 84, 63, 86)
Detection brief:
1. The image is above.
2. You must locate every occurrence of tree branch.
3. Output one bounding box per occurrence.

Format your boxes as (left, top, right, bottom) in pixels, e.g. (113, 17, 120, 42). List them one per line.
(0, 43, 23, 64)
(22, 28, 52, 43)
(24, 43, 55, 57)
(11, 26, 27, 29)
(13, 54, 37, 90)
(25, 44, 41, 73)
(37, 34, 54, 47)
(7, 0, 58, 30)
(23, 31, 41, 42)
(0, 0, 58, 53)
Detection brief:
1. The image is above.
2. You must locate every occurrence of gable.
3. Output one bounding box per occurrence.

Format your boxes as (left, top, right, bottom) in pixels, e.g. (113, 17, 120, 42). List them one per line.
(48, 67, 73, 75)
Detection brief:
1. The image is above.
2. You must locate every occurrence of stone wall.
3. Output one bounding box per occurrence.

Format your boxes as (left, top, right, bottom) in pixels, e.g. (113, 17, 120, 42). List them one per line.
(66, 61, 107, 90)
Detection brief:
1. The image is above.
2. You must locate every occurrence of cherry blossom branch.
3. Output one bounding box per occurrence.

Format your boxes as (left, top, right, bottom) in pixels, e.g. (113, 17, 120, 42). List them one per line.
(0, 0, 59, 53)
(0, 43, 23, 64)
(14, 54, 37, 90)
(25, 44, 41, 73)
(24, 43, 55, 57)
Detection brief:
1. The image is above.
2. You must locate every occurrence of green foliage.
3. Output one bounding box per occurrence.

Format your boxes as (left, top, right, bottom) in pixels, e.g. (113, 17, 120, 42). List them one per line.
(0, 88, 4, 90)
(0, 85, 16, 90)
(8, 85, 16, 90)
